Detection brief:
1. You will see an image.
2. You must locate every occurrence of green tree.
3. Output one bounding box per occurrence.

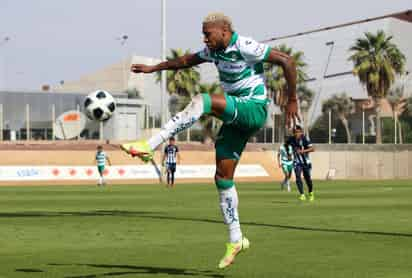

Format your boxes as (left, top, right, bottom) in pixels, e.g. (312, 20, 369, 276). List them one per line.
(348, 30, 406, 143)
(322, 93, 354, 143)
(398, 97, 412, 143)
(387, 86, 407, 144)
(264, 44, 308, 109)
(264, 44, 308, 139)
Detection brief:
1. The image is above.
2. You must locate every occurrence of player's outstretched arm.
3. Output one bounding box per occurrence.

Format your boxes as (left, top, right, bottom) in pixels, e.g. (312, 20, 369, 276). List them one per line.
(131, 53, 206, 74)
(265, 49, 299, 127)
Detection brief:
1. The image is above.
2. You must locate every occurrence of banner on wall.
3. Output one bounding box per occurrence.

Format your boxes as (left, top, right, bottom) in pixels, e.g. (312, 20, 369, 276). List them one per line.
(0, 164, 268, 181)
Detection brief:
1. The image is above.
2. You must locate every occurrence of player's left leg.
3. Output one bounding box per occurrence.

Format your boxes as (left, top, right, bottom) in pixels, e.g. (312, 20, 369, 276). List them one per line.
(166, 168, 171, 186)
(170, 163, 176, 187)
(303, 164, 314, 201)
(121, 93, 212, 161)
(286, 165, 293, 192)
(97, 166, 104, 186)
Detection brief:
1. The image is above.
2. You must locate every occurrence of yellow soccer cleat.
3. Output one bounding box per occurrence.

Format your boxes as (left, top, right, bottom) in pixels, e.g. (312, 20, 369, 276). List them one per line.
(120, 140, 154, 163)
(218, 237, 250, 269)
(298, 194, 306, 201)
(308, 192, 315, 201)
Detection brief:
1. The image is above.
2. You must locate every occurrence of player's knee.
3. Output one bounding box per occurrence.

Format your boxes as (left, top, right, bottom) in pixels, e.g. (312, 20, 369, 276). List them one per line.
(183, 94, 202, 111)
(215, 177, 234, 190)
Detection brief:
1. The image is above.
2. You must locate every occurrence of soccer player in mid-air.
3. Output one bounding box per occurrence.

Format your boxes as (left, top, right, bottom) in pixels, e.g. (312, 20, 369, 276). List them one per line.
(95, 145, 111, 186)
(162, 137, 181, 188)
(121, 12, 298, 268)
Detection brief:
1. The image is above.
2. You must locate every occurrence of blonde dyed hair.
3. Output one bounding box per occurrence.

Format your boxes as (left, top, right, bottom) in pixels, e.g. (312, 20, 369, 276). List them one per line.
(202, 12, 233, 31)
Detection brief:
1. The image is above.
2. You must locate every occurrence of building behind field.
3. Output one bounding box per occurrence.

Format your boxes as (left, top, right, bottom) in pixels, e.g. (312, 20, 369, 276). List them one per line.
(0, 90, 145, 141)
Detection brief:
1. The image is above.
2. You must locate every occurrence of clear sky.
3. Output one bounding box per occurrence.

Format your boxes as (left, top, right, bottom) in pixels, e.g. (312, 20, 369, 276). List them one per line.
(0, 0, 410, 90)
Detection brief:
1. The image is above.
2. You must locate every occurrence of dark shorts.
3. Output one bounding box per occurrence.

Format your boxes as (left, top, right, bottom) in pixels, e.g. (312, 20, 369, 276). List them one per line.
(166, 163, 176, 173)
(97, 165, 105, 174)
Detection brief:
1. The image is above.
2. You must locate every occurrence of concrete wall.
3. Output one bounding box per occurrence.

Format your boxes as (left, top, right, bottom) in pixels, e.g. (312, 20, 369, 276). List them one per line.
(285, 144, 412, 180)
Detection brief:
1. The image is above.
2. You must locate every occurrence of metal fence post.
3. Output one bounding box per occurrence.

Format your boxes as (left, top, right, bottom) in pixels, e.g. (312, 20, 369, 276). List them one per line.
(99, 122, 104, 140)
(271, 113, 275, 144)
(0, 104, 3, 141)
(52, 104, 55, 140)
(362, 108, 365, 144)
(328, 109, 332, 144)
(394, 115, 397, 144)
(26, 104, 30, 141)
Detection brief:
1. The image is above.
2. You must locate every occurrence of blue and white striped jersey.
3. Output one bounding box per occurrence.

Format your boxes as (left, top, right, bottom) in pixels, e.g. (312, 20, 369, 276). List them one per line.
(164, 145, 179, 164)
(288, 135, 313, 166)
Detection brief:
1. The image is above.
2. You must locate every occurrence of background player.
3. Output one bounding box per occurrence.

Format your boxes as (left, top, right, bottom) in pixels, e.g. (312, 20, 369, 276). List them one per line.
(162, 137, 181, 188)
(277, 140, 294, 192)
(95, 145, 111, 186)
(288, 125, 315, 201)
(121, 12, 298, 268)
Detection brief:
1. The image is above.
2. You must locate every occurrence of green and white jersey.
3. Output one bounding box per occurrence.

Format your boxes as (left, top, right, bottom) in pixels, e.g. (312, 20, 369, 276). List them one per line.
(279, 145, 293, 166)
(196, 32, 271, 103)
(96, 151, 107, 166)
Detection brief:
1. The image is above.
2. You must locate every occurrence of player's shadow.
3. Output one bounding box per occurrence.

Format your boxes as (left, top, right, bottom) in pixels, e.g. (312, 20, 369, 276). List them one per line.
(47, 263, 224, 278)
(0, 210, 162, 218)
(2, 209, 412, 238)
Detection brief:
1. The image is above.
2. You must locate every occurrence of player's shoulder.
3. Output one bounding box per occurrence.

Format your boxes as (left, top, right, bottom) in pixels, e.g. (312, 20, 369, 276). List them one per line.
(237, 34, 265, 50)
(236, 35, 258, 49)
(303, 135, 312, 143)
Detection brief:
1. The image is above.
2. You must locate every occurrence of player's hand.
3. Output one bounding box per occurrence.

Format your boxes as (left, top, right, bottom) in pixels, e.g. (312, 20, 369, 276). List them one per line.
(131, 64, 156, 73)
(285, 98, 300, 127)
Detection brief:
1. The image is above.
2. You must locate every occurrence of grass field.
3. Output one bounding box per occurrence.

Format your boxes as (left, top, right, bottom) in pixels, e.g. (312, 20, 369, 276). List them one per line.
(0, 180, 412, 278)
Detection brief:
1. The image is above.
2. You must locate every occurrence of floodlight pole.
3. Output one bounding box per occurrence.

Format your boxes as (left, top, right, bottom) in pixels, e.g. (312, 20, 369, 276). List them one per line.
(362, 106, 365, 144)
(160, 0, 167, 127)
(116, 35, 129, 92)
(328, 109, 332, 144)
(0, 36, 11, 90)
(309, 41, 334, 125)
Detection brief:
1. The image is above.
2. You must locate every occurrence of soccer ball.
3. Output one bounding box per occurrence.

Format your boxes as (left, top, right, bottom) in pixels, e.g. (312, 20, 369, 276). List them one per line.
(84, 90, 116, 121)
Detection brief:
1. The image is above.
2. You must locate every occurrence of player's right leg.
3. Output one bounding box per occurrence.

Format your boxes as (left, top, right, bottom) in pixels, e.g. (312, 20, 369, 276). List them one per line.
(213, 93, 267, 268)
(294, 165, 306, 200)
(303, 165, 314, 201)
(120, 93, 212, 162)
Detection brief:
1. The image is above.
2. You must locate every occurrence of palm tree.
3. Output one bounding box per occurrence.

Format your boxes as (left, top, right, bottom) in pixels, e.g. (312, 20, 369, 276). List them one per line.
(264, 44, 308, 109)
(387, 86, 407, 144)
(264, 44, 308, 139)
(297, 85, 314, 135)
(348, 30, 406, 143)
(156, 48, 201, 116)
(322, 93, 354, 143)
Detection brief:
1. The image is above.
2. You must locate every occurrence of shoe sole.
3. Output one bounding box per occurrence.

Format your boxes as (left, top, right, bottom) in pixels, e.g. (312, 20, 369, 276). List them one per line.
(120, 144, 131, 155)
(120, 144, 151, 161)
(218, 237, 250, 269)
